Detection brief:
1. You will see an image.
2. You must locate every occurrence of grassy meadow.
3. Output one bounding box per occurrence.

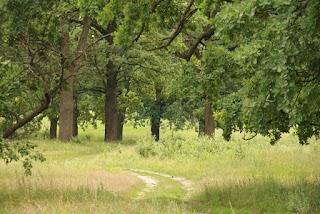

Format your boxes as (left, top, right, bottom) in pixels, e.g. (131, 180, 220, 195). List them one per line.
(1, 122, 320, 214)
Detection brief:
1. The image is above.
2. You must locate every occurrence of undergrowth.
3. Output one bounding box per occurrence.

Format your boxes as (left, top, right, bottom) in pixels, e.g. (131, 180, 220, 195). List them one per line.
(1, 127, 320, 213)
(192, 177, 320, 214)
(136, 135, 254, 159)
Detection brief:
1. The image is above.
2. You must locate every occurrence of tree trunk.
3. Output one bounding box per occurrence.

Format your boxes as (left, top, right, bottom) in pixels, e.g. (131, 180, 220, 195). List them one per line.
(104, 64, 119, 142)
(117, 109, 125, 141)
(204, 102, 215, 137)
(150, 87, 162, 141)
(104, 90, 119, 142)
(59, 15, 91, 141)
(73, 95, 78, 137)
(151, 117, 160, 141)
(198, 117, 205, 137)
(49, 117, 58, 139)
(59, 76, 75, 141)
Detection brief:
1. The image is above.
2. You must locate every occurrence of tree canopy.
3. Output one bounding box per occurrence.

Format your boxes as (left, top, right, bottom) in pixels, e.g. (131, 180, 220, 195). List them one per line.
(0, 0, 319, 146)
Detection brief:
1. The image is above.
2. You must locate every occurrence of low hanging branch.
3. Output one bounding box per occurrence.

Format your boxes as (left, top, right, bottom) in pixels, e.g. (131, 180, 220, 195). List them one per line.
(2, 14, 91, 139)
(3, 74, 64, 139)
(242, 132, 258, 141)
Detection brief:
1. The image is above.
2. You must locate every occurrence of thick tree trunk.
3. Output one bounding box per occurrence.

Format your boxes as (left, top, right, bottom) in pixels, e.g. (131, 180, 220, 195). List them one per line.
(59, 77, 75, 141)
(58, 29, 73, 141)
(104, 64, 119, 142)
(59, 15, 91, 141)
(104, 91, 119, 142)
(49, 117, 58, 139)
(204, 102, 215, 137)
(97, 19, 120, 142)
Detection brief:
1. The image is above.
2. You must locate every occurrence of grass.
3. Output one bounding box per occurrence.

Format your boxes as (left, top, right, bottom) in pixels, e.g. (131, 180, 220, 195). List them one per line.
(1, 123, 320, 213)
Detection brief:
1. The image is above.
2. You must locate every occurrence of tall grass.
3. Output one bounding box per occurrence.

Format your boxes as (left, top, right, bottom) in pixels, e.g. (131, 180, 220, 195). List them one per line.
(0, 139, 192, 213)
(135, 130, 320, 213)
(1, 124, 320, 213)
(191, 177, 320, 214)
(0, 181, 191, 214)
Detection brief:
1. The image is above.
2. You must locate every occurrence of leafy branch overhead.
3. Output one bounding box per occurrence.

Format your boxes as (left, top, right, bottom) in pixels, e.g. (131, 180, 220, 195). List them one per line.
(0, 138, 45, 176)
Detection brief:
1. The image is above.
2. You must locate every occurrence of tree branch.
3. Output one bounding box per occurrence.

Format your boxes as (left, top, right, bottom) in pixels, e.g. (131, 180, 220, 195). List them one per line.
(3, 71, 64, 139)
(151, 0, 198, 51)
(131, 0, 166, 45)
(175, 26, 215, 61)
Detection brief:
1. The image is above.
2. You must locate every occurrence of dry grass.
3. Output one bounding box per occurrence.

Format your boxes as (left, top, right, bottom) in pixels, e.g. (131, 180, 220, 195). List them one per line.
(2, 125, 320, 213)
(0, 171, 141, 193)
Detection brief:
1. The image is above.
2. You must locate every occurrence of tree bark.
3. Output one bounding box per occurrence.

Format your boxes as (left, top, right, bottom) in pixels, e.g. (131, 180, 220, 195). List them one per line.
(104, 63, 119, 142)
(204, 102, 215, 137)
(73, 95, 79, 137)
(104, 89, 119, 142)
(49, 116, 58, 139)
(59, 77, 75, 141)
(117, 109, 125, 141)
(59, 15, 91, 141)
(102, 20, 121, 143)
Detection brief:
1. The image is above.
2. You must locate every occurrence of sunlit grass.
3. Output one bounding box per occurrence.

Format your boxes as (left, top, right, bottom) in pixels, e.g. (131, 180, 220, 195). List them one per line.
(1, 122, 320, 213)
(0, 138, 192, 213)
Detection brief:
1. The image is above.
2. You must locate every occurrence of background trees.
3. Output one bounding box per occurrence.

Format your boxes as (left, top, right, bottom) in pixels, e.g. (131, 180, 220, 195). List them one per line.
(1, 0, 320, 144)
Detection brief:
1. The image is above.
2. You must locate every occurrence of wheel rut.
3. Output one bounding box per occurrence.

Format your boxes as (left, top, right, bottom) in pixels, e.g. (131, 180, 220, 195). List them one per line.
(129, 169, 194, 200)
(131, 173, 158, 200)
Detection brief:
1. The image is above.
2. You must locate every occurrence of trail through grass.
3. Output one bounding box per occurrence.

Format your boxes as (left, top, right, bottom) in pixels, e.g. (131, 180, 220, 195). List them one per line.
(1, 126, 320, 213)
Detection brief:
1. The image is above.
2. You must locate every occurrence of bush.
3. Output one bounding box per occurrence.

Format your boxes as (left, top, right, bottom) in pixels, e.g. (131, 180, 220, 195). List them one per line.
(136, 136, 249, 159)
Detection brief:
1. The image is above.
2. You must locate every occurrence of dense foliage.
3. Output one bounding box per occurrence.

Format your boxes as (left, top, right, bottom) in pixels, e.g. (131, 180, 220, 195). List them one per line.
(214, 0, 320, 144)
(1, 0, 320, 169)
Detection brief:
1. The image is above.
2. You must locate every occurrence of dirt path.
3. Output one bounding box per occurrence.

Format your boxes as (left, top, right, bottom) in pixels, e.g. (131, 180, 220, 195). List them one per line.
(130, 169, 193, 190)
(129, 169, 194, 200)
(131, 173, 159, 200)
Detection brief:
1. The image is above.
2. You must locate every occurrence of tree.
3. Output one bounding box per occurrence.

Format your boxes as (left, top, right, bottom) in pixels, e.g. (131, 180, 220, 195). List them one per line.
(79, 0, 172, 142)
(214, 0, 320, 144)
(0, 0, 64, 139)
(142, 0, 232, 138)
(58, 15, 92, 141)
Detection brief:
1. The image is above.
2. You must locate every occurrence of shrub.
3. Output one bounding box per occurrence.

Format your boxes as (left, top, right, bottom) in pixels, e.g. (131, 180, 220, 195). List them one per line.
(136, 136, 249, 159)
